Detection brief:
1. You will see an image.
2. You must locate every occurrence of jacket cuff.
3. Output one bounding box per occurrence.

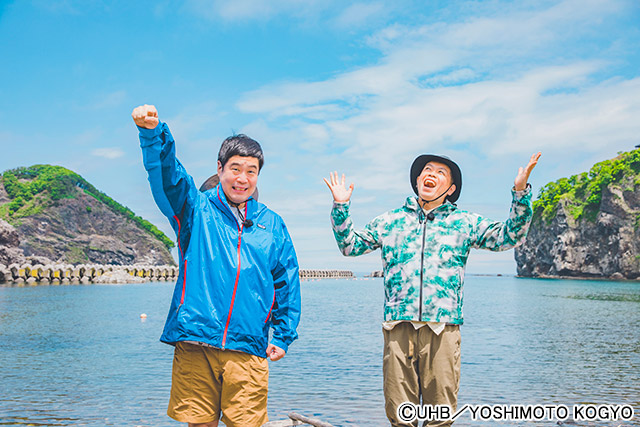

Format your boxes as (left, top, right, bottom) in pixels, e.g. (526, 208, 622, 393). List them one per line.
(512, 183, 531, 200)
(138, 122, 164, 147)
(270, 338, 289, 354)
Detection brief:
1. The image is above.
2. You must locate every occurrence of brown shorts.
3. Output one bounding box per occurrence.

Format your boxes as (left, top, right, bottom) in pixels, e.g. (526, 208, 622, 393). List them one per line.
(167, 341, 269, 427)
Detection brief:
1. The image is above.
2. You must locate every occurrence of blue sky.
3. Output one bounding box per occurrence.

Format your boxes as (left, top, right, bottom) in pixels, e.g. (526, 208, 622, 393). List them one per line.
(1, 0, 639, 274)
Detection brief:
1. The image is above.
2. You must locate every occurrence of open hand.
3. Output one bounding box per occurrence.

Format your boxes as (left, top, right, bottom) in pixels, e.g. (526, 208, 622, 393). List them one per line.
(514, 152, 542, 191)
(132, 104, 160, 129)
(266, 344, 286, 361)
(323, 171, 354, 203)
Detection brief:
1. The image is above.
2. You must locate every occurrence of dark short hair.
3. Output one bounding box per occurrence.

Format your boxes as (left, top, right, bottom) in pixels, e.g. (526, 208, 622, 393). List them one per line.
(218, 134, 264, 171)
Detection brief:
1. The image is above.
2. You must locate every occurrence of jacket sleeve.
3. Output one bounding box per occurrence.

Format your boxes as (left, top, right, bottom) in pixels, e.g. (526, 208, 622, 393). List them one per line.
(330, 202, 382, 256)
(138, 122, 198, 228)
(269, 220, 301, 353)
(472, 186, 533, 251)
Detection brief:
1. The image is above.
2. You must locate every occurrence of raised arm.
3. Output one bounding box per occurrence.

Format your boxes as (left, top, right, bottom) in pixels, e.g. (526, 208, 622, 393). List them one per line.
(473, 152, 541, 250)
(133, 105, 198, 224)
(325, 172, 382, 256)
(514, 152, 541, 191)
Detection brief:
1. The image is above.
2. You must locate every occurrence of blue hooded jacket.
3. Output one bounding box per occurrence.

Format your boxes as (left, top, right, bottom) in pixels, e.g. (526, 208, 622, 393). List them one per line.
(139, 122, 301, 357)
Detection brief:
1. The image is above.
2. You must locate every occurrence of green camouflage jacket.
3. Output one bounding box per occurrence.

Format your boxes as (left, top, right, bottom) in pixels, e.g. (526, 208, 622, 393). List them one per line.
(330, 188, 533, 324)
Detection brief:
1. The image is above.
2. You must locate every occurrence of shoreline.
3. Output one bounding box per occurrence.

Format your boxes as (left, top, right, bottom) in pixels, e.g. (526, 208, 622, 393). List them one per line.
(2, 262, 637, 286)
(516, 274, 640, 282)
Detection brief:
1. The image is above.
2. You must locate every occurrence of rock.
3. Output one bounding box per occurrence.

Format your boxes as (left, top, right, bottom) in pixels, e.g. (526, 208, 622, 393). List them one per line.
(516, 170, 640, 280)
(365, 270, 384, 278)
(75, 234, 137, 265)
(0, 219, 20, 247)
(25, 255, 54, 266)
(0, 245, 26, 266)
(0, 169, 175, 266)
(93, 269, 147, 284)
(0, 219, 27, 266)
(0, 264, 9, 283)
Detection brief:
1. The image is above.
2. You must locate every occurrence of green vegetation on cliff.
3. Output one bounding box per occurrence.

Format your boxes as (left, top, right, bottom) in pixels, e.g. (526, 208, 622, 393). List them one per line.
(533, 148, 640, 224)
(1, 164, 174, 249)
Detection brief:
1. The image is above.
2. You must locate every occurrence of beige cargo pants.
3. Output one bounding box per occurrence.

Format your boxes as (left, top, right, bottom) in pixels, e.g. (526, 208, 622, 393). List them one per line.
(383, 322, 461, 427)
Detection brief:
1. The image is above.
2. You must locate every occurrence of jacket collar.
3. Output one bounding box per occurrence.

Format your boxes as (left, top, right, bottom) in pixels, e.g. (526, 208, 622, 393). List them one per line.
(404, 196, 457, 215)
(206, 183, 261, 222)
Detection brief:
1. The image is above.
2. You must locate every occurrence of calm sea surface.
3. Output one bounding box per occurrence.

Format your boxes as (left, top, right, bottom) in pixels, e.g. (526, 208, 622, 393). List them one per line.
(0, 276, 638, 426)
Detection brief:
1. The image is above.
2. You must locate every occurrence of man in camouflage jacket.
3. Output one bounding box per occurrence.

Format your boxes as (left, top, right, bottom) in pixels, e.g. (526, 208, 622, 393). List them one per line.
(325, 152, 541, 426)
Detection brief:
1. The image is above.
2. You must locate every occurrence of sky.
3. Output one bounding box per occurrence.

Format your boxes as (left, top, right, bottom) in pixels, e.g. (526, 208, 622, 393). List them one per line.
(1, 0, 639, 275)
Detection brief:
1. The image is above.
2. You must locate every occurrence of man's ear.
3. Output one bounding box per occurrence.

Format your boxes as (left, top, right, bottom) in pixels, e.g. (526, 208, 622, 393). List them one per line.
(217, 160, 223, 175)
(447, 184, 456, 197)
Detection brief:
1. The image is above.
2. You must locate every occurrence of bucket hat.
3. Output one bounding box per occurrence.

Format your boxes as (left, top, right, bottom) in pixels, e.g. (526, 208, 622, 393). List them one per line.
(410, 154, 462, 203)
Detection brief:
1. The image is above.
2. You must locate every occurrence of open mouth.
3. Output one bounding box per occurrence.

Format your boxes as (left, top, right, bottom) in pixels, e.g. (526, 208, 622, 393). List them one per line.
(423, 178, 436, 188)
(232, 186, 248, 192)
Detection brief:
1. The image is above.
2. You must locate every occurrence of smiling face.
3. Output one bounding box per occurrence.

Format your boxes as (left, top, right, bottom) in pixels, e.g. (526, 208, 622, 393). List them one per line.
(217, 155, 259, 206)
(416, 161, 456, 206)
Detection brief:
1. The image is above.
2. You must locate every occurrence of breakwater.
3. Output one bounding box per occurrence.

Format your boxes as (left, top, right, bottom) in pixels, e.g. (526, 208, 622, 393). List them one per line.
(0, 263, 354, 285)
(0, 263, 179, 285)
(299, 269, 354, 280)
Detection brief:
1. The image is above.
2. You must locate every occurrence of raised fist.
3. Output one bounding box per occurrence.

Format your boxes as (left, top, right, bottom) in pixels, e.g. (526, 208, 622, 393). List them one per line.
(132, 104, 160, 129)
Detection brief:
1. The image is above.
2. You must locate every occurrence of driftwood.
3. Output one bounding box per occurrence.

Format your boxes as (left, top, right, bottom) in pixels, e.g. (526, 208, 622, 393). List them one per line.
(557, 421, 625, 427)
(261, 412, 336, 427)
(264, 413, 627, 427)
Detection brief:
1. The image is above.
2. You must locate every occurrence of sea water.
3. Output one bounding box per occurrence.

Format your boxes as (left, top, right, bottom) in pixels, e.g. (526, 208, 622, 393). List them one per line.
(0, 276, 638, 426)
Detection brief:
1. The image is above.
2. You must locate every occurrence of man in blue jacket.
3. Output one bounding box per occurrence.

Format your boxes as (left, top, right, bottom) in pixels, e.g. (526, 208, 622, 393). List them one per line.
(132, 104, 301, 427)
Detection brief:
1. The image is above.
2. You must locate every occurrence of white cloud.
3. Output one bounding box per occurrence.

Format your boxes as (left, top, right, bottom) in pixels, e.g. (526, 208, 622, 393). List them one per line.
(92, 148, 124, 159)
(333, 2, 385, 30)
(185, 0, 395, 31)
(172, 0, 639, 274)
(234, 0, 640, 177)
(420, 68, 478, 87)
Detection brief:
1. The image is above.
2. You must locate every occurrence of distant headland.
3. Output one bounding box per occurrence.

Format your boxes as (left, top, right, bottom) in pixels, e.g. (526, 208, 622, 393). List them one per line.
(515, 148, 640, 280)
(0, 164, 174, 267)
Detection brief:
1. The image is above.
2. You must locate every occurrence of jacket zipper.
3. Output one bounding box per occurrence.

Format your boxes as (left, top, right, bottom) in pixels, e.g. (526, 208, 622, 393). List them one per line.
(221, 203, 247, 349)
(265, 291, 276, 323)
(419, 217, 427, 321)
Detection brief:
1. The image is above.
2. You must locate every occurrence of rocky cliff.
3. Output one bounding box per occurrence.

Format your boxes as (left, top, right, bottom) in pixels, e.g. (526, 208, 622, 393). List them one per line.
(0, 165, 175, 266)
(515, 149, 640, 280)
